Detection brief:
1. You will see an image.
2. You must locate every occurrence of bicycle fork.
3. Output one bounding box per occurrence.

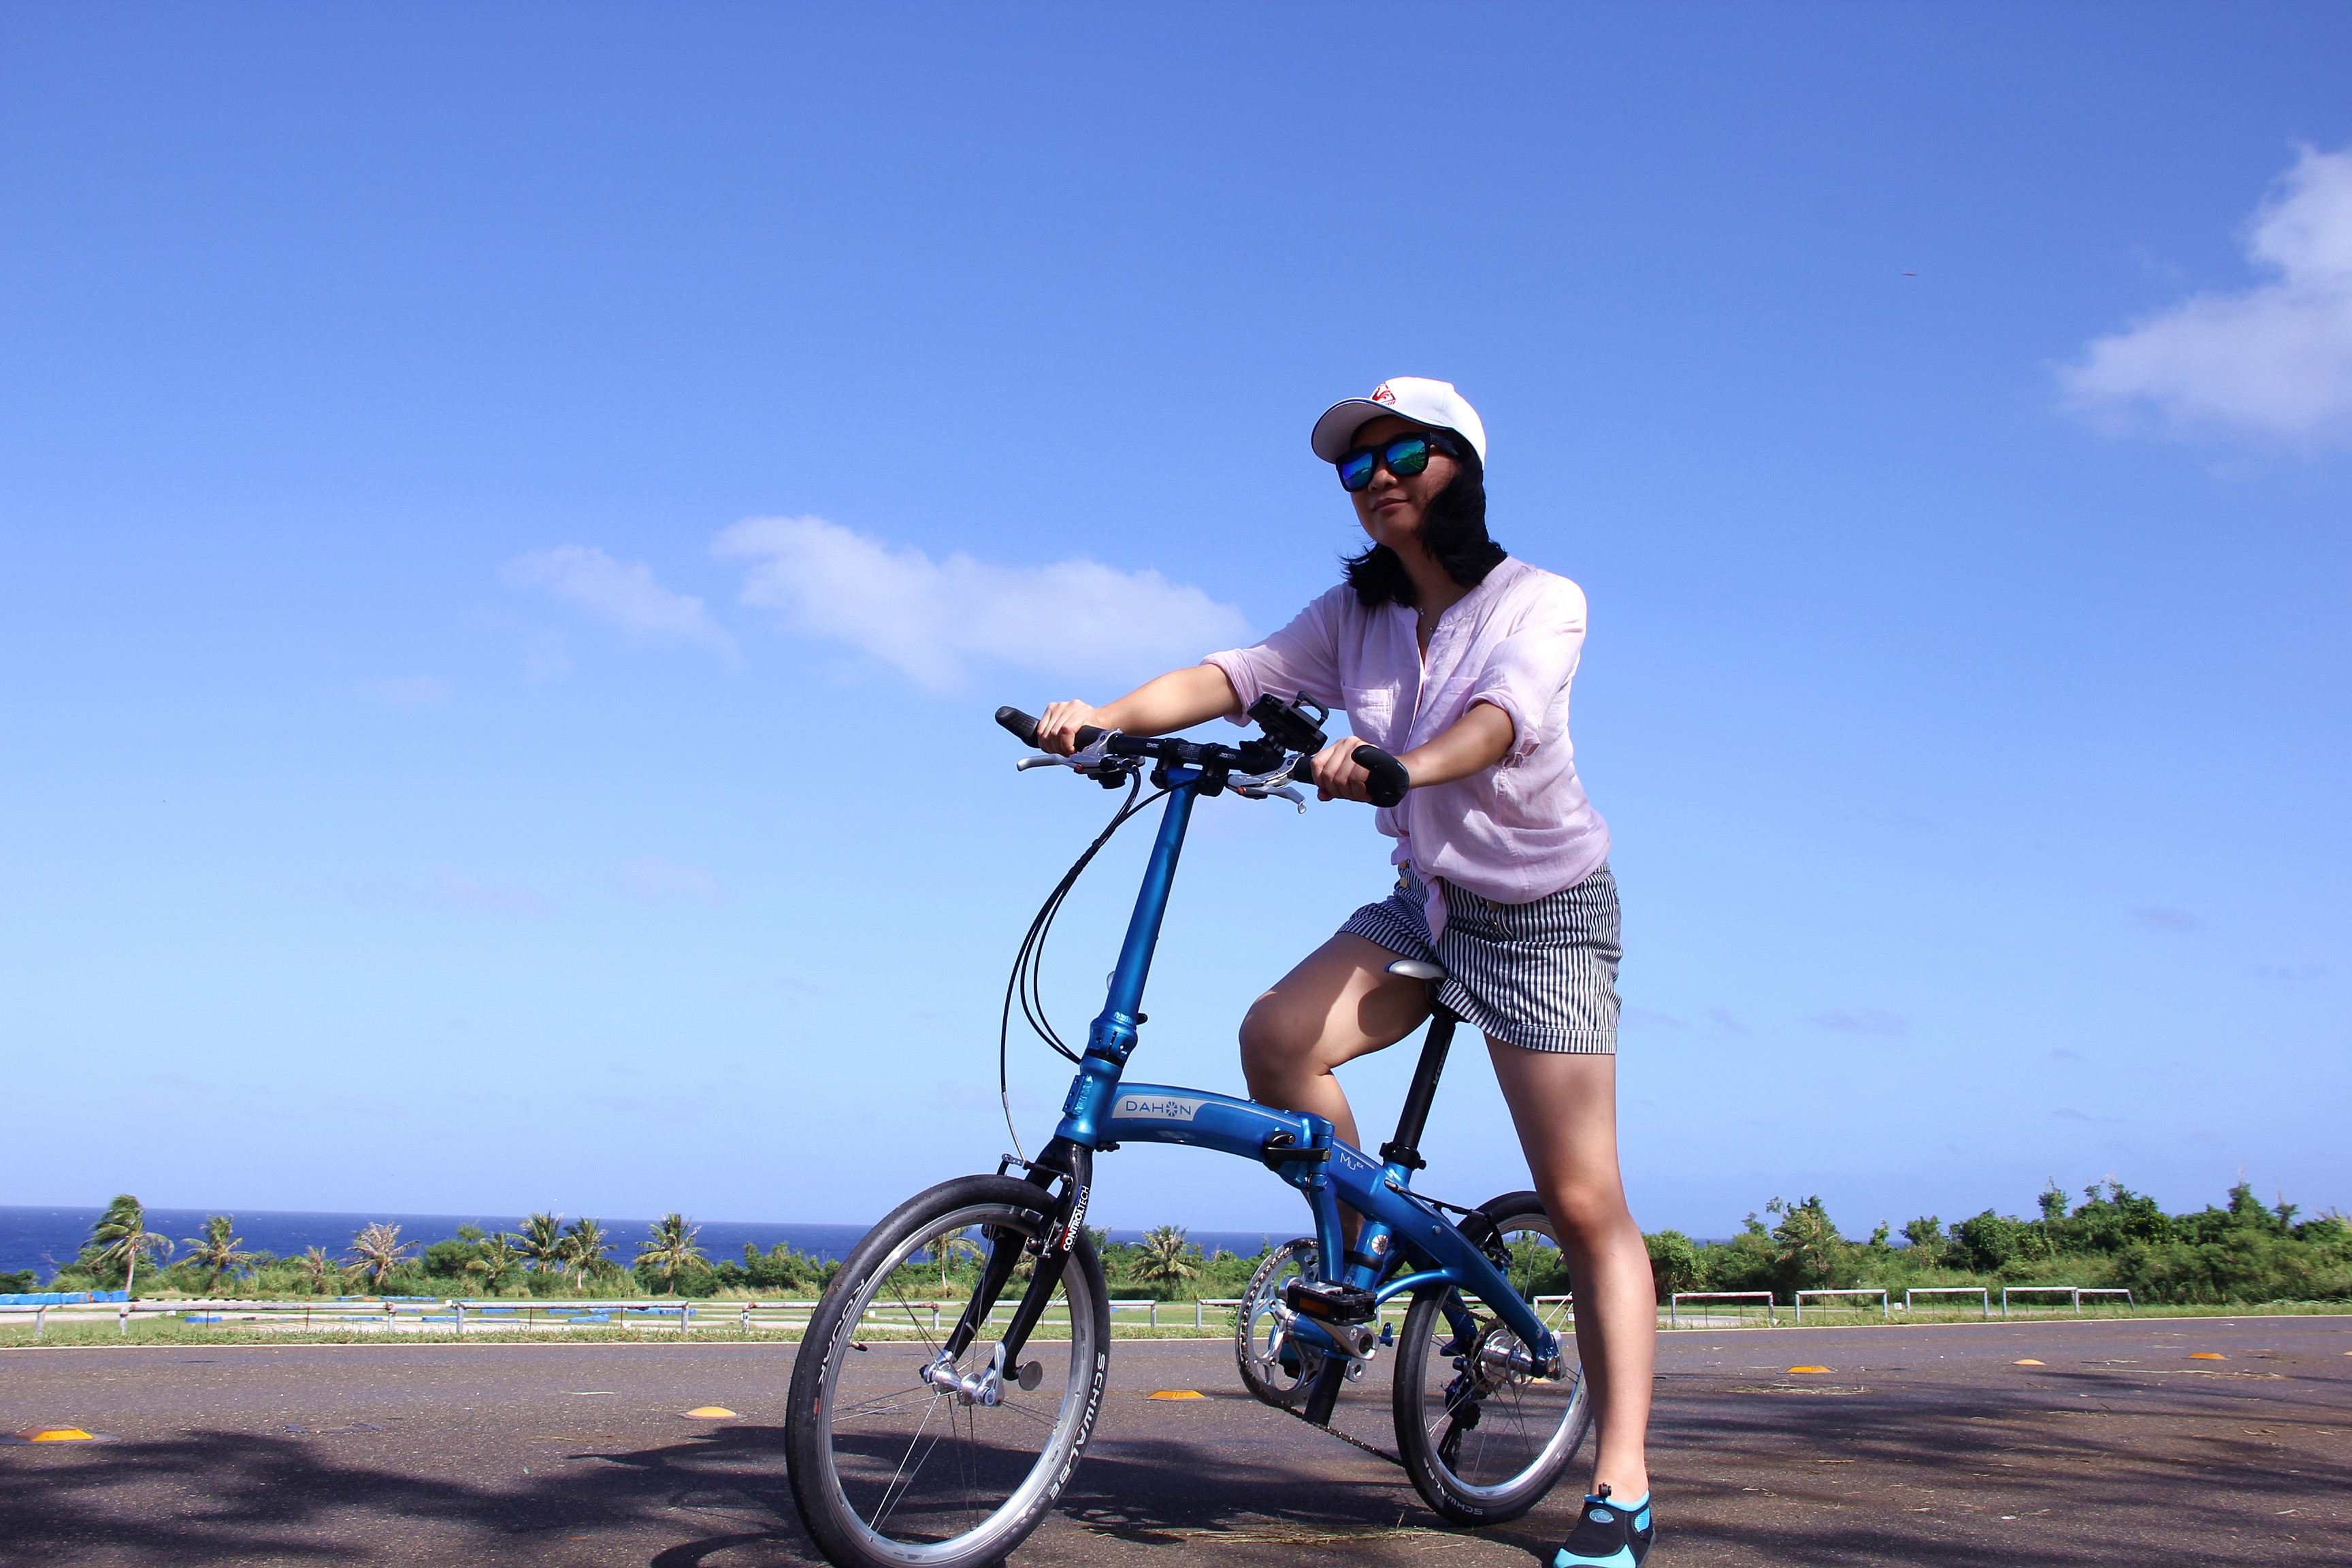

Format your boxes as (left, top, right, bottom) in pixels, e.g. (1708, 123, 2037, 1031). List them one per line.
(921, 1139, 1096, 1401)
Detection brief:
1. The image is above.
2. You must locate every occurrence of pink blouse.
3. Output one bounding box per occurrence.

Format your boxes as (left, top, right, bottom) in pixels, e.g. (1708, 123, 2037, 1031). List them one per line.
(1205, 557, 1610, 930)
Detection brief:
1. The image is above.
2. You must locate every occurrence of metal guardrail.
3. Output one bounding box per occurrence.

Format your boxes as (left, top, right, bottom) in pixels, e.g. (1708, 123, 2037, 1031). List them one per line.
(1905, 1286, 1991, 1318)
(1999, 1285, 2134, 1316)
(1795, 1288, 1890, 1322)
(1669, 1290, 1776, 1328)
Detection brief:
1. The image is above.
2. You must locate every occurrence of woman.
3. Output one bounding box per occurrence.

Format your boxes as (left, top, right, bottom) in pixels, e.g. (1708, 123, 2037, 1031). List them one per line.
(1036, 378, 1654, 1567)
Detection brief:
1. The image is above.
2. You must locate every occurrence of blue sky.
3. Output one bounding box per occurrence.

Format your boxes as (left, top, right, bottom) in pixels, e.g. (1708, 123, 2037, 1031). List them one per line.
(5, 3, 2349, 1239)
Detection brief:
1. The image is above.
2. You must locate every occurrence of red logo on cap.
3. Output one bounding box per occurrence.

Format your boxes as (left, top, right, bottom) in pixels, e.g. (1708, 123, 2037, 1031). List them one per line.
(1371, 384, 1396, 404)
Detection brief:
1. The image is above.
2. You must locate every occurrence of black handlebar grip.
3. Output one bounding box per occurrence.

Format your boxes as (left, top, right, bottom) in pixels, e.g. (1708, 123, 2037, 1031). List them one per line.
(996, 706, 1105, 751)
(1352, 745, 1410, 808)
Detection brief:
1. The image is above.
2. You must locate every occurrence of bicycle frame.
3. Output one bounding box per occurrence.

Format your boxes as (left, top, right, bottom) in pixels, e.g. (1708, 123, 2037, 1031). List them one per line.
(1002, 766, 1562, 1377)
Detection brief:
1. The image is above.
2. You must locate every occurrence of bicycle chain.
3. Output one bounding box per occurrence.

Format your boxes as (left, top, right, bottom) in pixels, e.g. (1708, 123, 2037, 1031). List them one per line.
(1272, 1393, 1405, 1469)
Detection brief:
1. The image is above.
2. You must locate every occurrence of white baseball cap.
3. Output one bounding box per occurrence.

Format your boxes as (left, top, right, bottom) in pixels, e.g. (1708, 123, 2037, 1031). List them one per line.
(1310, 377, 1488, 465)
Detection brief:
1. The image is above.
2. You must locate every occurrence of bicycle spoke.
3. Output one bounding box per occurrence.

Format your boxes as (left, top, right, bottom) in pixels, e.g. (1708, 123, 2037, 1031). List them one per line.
(983, 1397, 1063, 1432)
(1392, 1209, 1590, 1522)
(791, 1186, 1109, 1567)
(879, 1284, 944, 1355)
(872, 1396, 952, 1531)
(834, 1385, 936, 1422)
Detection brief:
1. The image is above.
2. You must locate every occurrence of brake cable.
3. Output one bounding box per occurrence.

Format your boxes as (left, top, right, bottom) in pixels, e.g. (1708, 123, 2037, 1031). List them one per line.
(998, 768, 1166, 1160)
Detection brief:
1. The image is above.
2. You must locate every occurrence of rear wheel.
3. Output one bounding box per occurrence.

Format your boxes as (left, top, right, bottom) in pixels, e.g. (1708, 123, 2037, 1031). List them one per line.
(1390, 1192, 1589, 1524)
(785, 1175, 1110, 1568)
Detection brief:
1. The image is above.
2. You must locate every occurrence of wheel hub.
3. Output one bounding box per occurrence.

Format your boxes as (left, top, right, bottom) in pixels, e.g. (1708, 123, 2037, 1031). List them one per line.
(1467, 1322, 1535, 1397)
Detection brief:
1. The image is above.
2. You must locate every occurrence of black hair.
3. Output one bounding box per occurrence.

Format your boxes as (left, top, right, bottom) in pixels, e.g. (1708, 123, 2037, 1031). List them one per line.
(1339, 427, 1507, 608)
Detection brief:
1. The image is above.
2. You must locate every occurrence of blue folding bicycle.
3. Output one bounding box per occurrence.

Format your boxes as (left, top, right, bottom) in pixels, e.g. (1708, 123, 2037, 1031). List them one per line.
(784, 696, 1590, 1568)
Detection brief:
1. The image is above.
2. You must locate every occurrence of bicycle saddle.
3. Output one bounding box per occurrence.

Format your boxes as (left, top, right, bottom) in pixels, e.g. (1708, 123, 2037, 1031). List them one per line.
(1385, 958, 1445, 982)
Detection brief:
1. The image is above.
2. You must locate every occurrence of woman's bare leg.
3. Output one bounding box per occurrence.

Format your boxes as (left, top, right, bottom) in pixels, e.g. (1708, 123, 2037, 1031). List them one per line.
(1238, 932, 1430, 1150)
(1486, 1043, 1653, 1500)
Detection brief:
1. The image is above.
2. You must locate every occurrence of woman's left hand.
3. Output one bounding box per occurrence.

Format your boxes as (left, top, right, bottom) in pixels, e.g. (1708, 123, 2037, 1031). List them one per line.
(1308, 734, 1394, 803)
(1312, 704, 1515, 803)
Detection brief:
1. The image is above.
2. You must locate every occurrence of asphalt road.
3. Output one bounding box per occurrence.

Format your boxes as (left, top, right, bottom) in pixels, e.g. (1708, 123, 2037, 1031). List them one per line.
(3, 1316, 2347, 1566)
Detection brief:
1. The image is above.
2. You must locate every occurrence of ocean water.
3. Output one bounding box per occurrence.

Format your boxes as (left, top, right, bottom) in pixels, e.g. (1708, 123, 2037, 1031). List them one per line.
(1, 1205, 1290, 1281)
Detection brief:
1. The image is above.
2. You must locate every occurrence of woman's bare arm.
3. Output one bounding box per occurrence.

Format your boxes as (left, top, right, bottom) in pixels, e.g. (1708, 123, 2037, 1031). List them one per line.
(1308, 700, 1515, 802)
(1035, 665, 1243, 755)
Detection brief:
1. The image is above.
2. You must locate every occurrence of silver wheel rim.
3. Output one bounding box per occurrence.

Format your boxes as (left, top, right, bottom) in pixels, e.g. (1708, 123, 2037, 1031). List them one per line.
(813, 1202, 1097, 1565)
(1409, 1214, 1586, 1501)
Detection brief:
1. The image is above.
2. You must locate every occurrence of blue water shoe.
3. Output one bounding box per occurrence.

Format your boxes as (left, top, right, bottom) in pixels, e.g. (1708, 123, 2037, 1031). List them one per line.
(1552, 1484, 1653, 1567)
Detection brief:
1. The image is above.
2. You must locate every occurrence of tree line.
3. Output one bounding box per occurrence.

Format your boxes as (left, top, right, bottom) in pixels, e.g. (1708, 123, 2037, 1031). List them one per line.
(11, 1179, 2345, 1308)
(1644, 1180, 2352, 1307)
(16, 1199, 749, 1299)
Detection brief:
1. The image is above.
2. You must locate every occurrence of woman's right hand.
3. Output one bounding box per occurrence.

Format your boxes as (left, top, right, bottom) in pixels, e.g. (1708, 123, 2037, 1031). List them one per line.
(1035, 700, 1102, 756)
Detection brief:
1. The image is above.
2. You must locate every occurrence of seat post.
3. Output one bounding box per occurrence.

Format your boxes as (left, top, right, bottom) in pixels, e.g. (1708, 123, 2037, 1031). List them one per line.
(1380, 1007, 1456, 1172)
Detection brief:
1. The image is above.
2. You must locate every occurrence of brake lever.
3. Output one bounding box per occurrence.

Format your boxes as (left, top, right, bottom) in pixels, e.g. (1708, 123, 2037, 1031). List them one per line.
(1015, 733, 1121, 774)
(1230, 760, 1311, 812)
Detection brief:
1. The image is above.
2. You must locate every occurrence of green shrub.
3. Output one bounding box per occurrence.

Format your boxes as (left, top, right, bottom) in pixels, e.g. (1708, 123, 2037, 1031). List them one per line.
(1645, 1180, 2350, 1307)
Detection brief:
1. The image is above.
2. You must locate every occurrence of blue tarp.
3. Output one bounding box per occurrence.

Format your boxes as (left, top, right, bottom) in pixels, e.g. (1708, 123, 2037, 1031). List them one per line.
(0, 1290, 130, 1306)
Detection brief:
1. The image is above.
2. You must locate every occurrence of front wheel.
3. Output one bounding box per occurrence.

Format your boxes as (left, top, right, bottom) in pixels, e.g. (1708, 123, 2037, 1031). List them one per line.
(785, 1175, 1111, 1568)
(1390, 1192, 1590, 1525)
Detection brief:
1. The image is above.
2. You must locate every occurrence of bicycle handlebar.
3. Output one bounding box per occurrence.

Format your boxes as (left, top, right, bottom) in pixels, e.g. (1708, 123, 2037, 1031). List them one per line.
(1000, 704, 1407, 807)
(997, 707, 1094, 749)
(1351, 745, 1409, 809)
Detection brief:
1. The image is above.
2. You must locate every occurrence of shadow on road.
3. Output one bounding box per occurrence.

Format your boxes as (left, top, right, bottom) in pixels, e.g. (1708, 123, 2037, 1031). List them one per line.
(3, 1331, 2345, 1565)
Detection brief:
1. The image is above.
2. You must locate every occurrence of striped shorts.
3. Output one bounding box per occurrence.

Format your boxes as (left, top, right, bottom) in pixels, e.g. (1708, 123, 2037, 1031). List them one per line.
(1341, 862, 1622, 1054)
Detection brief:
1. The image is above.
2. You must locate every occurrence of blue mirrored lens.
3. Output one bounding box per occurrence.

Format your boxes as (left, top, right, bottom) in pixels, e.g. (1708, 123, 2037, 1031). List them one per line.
(1385, 436, 1431, 476)
(1339, 452, 1376, 491)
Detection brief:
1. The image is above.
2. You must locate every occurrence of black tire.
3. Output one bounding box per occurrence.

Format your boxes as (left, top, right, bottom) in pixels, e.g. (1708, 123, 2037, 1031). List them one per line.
(1232, 1237, 1324, 1408)
(1390, 1192, 1590, 1525)
(785, 1175, 1111, 1568)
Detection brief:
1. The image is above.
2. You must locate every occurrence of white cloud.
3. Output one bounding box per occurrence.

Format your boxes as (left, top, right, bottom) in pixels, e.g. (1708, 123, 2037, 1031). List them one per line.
(2063, 146, 2352, 441)
(618, 858, 725, 904)
(503, 544, 734, 654)
(713, 515, 1253, 692)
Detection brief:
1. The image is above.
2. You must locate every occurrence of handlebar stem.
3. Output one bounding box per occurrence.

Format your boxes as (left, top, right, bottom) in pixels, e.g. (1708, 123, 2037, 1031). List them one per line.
(1051, 781, 1200, 1149)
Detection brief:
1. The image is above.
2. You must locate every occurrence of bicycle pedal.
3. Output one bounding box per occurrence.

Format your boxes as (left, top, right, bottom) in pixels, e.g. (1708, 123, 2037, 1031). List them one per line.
(1281, 1279, 1377, 1325)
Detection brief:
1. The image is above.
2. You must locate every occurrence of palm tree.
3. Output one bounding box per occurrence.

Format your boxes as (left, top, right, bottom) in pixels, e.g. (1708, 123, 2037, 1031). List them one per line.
(562, 1219, 613, 1290)
(293, 1246, 344, 1295)
(517, 1212, 568, 1279)
(182, 1215, 256, 1294)
(345, 1222, 417, 1292)
(464, 1234, 525, 1296)
(1132, 1225, 1200, 1288)
(923, 1226, 983, 1288)
(91, 1194, 174, 1296)
(633, 1213, 708, 1294)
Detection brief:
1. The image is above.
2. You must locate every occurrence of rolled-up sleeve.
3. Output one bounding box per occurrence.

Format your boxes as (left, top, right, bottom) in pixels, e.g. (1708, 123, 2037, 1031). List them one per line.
(1203, 588, 1345, 721)
(1465, 584, 1586, 760)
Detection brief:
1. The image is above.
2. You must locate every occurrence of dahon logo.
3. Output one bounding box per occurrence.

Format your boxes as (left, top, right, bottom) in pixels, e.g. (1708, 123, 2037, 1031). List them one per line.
(1115, 1094, 1205, 1122)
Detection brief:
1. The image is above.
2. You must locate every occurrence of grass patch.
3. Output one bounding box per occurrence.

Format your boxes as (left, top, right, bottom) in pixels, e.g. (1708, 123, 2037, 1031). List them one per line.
(0, 1318, 1254, 1350)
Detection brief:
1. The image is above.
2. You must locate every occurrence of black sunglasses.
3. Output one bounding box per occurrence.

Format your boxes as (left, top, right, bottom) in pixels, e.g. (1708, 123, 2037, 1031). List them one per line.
(1336, 431, 1460, 492)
